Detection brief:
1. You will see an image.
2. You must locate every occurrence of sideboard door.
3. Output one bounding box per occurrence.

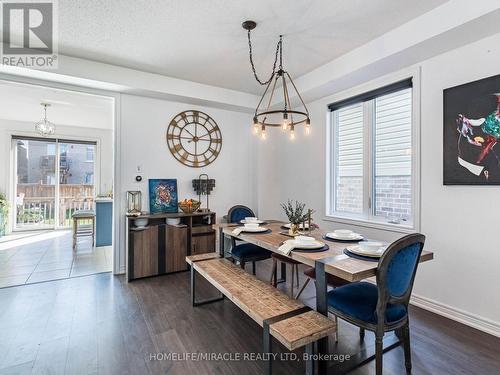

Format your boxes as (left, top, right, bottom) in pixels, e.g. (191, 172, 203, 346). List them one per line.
(165, 225, 188, 273)
(131, 226, 159, 278)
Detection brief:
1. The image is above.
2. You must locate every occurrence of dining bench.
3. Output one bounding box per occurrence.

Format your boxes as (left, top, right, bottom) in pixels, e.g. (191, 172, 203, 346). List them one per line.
(186, 253, 336, 375)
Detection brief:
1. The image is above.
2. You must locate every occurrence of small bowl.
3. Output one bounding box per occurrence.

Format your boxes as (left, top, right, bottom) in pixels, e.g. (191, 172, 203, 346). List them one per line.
(358, 241, 384, 252)
(245, 217, 258, 222)
(166, 218, 181, 225)
(244, 223, 259, 229)
(134, 218, 149, 228)
(295, 235, 315, 243)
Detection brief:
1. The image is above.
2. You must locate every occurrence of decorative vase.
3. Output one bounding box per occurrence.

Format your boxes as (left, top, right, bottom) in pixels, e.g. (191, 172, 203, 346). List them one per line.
(288, 223, 299, 236)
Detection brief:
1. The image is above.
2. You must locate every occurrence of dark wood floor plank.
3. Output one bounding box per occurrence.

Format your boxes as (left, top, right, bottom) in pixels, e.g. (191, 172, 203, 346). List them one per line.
(0, 261, 499, 375)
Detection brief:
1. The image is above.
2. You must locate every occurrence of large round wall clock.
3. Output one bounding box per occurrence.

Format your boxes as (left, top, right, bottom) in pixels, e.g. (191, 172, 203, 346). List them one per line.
(166, 110, 223, 168)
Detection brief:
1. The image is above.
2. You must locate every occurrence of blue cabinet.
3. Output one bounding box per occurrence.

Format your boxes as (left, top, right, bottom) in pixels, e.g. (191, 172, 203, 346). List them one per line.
(95, 200, 113, 247)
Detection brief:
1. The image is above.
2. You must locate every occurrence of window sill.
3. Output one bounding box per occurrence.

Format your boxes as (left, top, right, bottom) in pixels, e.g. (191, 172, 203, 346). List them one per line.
(323, 215, 416, 234)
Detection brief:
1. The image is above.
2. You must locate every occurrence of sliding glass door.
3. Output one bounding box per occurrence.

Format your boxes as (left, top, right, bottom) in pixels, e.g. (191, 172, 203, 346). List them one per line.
(14, 138, 57, 229)
(58, 142, 95, 227)
(13, 137, 96, 230)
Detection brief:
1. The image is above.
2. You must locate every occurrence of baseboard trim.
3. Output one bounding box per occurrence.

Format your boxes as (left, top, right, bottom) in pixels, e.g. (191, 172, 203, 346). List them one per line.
(410, 294, 500, 338)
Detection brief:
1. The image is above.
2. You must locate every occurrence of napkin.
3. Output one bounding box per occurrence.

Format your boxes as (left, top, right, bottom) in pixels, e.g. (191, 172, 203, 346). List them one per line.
(278, 241, 295, 255)
(231, 227, 244, 236)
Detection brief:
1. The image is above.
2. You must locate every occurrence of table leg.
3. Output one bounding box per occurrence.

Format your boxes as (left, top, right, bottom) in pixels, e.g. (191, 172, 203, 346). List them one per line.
(315, 260, 328, 375)
(218, 227, 224, 257)
(72, 218, 77, 251)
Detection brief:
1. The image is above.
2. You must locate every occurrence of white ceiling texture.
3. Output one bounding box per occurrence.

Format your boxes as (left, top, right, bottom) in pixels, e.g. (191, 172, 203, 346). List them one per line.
(57, 0, 449, 94)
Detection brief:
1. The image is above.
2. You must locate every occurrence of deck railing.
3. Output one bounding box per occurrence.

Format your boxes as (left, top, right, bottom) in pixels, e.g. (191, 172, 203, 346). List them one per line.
(16, 183, 94, 228)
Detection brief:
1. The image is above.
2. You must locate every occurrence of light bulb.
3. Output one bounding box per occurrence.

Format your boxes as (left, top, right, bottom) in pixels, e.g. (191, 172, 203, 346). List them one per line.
(290, 125, 295, 140)
(282, 113, 289, 130)
(261, 125, 266, 140)
(305, 118, 311, 135)
(253, 117, 259, 134)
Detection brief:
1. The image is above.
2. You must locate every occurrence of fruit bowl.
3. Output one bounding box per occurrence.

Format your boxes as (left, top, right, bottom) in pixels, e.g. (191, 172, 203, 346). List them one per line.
(178, 199, 201, 213)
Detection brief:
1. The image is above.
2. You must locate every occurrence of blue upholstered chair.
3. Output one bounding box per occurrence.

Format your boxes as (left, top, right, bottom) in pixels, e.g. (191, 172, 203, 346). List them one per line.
(327, 233, 425, 375)
(227, 205, 271, 275)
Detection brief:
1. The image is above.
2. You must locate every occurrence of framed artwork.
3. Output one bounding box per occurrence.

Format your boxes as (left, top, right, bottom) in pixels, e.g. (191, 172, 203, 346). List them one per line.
(148, 179, 178, 214)
(443, 74, 500, 185)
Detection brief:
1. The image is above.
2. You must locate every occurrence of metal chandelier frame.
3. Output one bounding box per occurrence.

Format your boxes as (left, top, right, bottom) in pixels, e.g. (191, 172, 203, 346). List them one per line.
(242, 20, 311, 138)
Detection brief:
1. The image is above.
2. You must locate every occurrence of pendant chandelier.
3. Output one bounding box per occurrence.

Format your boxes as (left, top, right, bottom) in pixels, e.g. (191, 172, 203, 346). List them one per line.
(35, 103, 56, 137)
(243, 20, 310, 140)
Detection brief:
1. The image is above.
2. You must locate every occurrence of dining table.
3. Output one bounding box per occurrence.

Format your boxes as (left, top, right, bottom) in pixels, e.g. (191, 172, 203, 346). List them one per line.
(214, 219, 434, 374)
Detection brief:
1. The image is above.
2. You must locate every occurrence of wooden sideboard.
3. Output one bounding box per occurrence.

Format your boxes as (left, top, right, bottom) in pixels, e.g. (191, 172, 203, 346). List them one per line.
(126, 211, 216, 281)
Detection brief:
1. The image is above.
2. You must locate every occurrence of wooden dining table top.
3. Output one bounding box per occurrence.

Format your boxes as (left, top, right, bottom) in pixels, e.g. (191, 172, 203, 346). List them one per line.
(215, 220, 434, 283)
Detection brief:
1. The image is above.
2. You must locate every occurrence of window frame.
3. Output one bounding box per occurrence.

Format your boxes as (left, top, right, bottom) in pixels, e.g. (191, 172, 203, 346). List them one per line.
(325, 71, 421, 234)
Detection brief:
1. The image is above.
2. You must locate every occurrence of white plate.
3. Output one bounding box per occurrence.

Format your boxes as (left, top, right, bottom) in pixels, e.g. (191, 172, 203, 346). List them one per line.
(283, 223, 310, 229)
(285, 239, 324, 250)
(239, 226, 269, 233)
(326, 232, 363, 241)
(349, 244, 387, 258)
(240, 219, 265, 224)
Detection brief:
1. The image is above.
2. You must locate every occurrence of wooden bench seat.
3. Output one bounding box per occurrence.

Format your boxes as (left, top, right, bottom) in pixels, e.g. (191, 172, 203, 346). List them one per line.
(270, 310, 336, 351)
(186, 255, 336, 374)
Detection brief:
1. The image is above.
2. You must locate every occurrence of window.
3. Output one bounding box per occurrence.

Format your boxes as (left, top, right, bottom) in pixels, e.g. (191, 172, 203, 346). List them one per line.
(86, 145, 94, 162)
(327, 79, 416, 229)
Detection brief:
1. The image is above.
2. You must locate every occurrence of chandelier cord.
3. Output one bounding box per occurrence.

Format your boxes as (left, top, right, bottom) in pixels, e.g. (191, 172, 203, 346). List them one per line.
(247, 30, 281, 86)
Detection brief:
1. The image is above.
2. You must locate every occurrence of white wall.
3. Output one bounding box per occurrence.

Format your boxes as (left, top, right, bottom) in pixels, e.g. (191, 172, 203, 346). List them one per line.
(257, 33, 500, 333)
(0, 119, 114, 225)
(117, 94, 256, 272)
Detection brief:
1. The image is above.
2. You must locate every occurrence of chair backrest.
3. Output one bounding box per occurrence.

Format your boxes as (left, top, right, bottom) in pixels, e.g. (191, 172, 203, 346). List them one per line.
(375, 233, 425, 324)
(227, 205, 255, 223)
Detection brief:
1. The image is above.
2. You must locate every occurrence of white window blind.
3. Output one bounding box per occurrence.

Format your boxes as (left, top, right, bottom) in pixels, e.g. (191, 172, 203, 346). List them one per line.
(328, 81, 415, 228)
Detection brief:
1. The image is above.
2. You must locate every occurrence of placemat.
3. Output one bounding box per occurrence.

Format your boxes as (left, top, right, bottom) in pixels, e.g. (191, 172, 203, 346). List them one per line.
(292, 244, 330, 253)
(323, 235, 364, 243)
(239, 229, 272, 235)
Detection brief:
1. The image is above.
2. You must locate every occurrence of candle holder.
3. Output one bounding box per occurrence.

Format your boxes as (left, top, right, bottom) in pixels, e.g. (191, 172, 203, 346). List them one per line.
(192, 174, 215, 212)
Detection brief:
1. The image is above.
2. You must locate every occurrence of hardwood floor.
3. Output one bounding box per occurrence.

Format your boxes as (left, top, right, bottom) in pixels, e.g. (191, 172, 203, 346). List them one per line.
(0, 260, 499, 374)
(0, 230, 112, 288)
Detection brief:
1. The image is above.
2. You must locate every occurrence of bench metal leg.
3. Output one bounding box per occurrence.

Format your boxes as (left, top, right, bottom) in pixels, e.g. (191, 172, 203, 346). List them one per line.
(315, 261, 328, 375)
(263, 322, 272, 375)
(280, 261, 286, 282)
(305, 342, 315, 375)
(191, 266, 224, 307)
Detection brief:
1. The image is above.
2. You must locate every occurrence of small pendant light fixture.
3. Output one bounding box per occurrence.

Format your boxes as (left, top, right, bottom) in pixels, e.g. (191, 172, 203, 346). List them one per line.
(243, 20, 311, 140)
(35, 103, 56, 137)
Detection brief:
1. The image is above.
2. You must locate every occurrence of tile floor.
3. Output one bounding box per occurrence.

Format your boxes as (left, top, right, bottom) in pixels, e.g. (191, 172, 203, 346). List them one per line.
(0, 230, 112, 288)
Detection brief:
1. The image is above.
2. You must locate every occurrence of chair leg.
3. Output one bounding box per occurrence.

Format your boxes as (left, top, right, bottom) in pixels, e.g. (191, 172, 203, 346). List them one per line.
(270, 258, 278, 287)
(359, 327, 365, 341)
(295, 277, 310, 299)
(375, 333, 384, 375)
(334, 316, 339, 343)
(240, 261, 245, 270)
(290, 264, 295, 298)
(402, 322, 412, 372)
(252, 261, 256, 275)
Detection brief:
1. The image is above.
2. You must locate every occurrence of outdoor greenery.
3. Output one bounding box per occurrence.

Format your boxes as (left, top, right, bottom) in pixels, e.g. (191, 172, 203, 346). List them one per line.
(280, 199, 315, 224)
(16, 207, 44, 224)
(0, 192, 9, 236)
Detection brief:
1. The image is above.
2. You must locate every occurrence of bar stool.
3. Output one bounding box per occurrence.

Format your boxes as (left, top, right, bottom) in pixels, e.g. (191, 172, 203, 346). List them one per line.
(72, 210, 96, 250)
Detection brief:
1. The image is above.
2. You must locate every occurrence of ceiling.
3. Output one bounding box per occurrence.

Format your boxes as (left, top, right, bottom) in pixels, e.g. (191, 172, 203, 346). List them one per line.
(56, 0, 449, 94)
(0, 81, 114, 129)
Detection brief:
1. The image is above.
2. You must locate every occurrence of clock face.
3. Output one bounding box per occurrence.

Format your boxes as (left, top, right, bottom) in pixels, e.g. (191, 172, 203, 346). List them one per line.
(166, 110, 222, 168)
